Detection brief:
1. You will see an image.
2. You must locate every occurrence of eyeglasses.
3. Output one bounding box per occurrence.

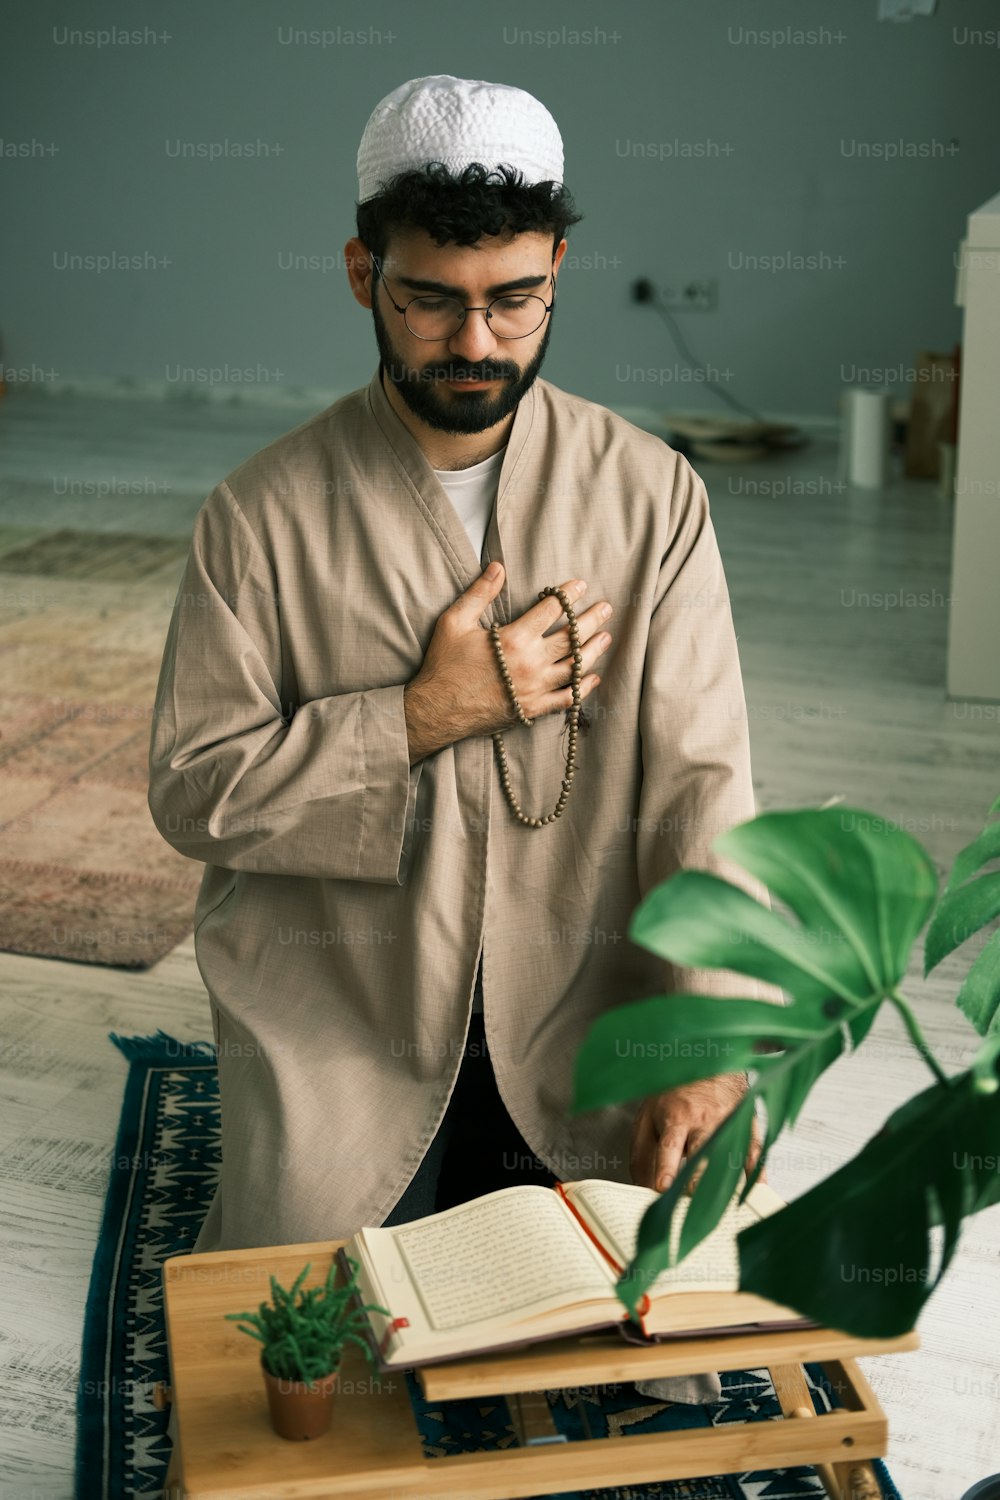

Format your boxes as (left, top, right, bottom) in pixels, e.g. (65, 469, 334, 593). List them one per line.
(368, 252, 555, 340)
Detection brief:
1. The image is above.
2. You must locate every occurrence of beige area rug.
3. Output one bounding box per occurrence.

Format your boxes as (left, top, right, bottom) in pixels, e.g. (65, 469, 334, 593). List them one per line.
(0, 526, 206, 968)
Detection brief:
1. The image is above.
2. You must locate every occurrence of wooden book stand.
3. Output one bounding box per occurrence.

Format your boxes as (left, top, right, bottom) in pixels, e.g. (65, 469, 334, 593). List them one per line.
(158, 1237, 918, 1500)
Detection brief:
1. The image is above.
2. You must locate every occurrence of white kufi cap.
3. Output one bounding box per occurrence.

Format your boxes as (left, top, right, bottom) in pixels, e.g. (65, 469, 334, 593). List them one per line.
(357, 74, 564, 204)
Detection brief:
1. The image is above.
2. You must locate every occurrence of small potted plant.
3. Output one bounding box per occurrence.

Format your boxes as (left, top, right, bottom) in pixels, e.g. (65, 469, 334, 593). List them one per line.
(225, 1255, 389, 1441)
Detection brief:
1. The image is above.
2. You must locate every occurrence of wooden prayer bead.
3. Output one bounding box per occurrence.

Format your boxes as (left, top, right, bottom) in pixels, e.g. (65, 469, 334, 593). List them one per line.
(488, 585, 588, 828)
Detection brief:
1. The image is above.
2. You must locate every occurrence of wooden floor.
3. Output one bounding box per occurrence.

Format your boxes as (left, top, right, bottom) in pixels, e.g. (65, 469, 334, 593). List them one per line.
(1, 390, 997, 1500)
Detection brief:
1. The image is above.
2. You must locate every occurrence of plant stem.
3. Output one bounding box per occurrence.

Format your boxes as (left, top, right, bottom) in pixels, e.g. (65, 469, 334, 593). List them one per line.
(889, 989, 949, 1086)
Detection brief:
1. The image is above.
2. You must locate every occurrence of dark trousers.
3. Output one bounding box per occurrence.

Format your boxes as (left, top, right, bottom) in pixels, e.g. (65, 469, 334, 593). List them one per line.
(382, 1000, 556, 1227)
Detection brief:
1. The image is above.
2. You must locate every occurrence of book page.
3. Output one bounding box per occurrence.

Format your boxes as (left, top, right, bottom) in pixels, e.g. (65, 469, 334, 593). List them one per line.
(566, 1178, 778, 1295)
(386, 1184, 614, 1331)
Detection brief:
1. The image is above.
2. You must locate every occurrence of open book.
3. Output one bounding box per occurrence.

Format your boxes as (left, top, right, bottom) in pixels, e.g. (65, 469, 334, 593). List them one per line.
(336, 1177, 814, 1370)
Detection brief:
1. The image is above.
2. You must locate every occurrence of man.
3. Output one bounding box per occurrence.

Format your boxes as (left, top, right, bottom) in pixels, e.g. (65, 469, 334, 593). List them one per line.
(149, 75, 774, 1321)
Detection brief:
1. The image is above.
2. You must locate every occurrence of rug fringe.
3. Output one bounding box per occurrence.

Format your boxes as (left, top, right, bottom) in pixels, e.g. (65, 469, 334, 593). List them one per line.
(108, 1029, 216, 1063)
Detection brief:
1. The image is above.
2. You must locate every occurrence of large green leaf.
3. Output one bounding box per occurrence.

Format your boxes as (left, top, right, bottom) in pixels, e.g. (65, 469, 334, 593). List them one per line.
(572, 984, 887, 1308)
(955, 930, 1000, 1037)
(924, 872, 1000, 975)
(944, 794, 1000, 893)
(573, 991, 851, 1113)
(578, 806, 938, 1281)
(629, 871, 869, 1006)
(616, 1094, 757, 1317)
(715, 807, 938, 993)
(924, 798, 1000, 1034)
(608, 1016, 873, 1311)
(630, 809, 937, 1009)
(735, 1035, 1000, 1336)
(580, 798, 1000, 1337)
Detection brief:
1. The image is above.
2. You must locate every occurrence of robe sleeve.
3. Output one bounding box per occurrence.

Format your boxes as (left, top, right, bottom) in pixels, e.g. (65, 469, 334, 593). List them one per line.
(147, 479, 421, 881)
(634, 453, 785, 1006)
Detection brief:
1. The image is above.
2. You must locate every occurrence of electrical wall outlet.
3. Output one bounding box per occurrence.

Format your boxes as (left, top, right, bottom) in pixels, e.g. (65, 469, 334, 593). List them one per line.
(657, 277, 718, 312)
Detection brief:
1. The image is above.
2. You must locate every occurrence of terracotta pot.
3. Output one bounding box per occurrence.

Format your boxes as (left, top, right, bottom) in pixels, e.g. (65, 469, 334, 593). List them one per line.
(260, 1351, 340, 1440)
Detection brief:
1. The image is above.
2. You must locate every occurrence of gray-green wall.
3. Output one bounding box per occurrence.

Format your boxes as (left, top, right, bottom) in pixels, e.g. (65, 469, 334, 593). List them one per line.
(2, 0, 997, 417)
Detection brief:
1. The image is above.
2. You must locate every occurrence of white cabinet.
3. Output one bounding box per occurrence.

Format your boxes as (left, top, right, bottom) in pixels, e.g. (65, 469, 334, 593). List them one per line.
(947, 189, 1000, 700)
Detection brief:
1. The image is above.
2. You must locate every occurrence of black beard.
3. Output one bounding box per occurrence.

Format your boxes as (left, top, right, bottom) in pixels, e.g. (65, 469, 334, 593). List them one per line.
(371, 296, 554, 435)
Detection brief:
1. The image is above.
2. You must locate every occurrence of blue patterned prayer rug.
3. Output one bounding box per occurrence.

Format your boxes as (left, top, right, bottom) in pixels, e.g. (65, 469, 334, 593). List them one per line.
(407, 1361, 905, 1499)
(75, 1031, 906, 1499)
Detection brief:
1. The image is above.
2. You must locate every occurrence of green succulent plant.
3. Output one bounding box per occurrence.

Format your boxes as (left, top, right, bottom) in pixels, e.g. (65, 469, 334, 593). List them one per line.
(573, 793, 1000, 1338)
(225, 1256, 390, 1387)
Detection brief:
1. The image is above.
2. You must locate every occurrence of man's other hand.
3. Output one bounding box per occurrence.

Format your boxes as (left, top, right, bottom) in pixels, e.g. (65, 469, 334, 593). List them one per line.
(629, 1075, 764, 1195)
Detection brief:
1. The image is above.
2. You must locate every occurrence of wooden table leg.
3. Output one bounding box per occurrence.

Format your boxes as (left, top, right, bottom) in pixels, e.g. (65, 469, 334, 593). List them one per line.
(832, 1460, 883, 1499)
(821, 1358, 889, 1498)
(769, 1362, 843, 1500)
(508, 1389, 566, 1447)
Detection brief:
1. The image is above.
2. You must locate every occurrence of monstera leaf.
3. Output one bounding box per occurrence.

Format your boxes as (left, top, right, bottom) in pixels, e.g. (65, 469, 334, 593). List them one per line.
(738, 1031, 1000, 1335)
(571, 803, 970, 1327)
(924, 794, 1000, 1036)
(575, 983, 879, 1281)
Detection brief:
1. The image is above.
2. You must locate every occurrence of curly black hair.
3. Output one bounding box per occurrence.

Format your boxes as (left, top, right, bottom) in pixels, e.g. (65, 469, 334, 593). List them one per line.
(355, 161, 583, 262)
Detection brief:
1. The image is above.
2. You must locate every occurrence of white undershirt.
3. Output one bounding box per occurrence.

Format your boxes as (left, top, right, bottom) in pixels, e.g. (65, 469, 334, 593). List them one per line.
(432, 446, 507, 1013)
(431, 446, 506, 564)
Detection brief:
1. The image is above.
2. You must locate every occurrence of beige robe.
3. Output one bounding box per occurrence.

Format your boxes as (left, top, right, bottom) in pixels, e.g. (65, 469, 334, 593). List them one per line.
(147, 364, 775, 1260)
